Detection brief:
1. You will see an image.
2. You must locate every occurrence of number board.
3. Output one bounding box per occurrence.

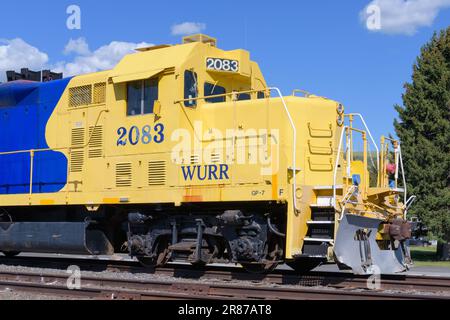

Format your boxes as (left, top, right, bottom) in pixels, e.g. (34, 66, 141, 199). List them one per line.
(206, 58, 239, 73)
(117, 124, 165, 147)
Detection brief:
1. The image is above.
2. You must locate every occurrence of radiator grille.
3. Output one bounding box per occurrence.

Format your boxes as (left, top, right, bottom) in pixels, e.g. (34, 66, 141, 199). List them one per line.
(148, 161, 167, 186)
(93, 82, 106, 104)
(69, 85, 92, 107)
(116, 163, 132, 187)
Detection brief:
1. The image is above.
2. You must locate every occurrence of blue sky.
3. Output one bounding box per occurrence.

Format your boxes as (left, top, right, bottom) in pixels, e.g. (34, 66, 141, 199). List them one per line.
(1, 0, 449, 140)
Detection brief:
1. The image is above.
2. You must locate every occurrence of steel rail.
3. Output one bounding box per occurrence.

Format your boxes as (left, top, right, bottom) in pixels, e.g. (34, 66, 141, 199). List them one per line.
(0, 269, 447, 300)
(1, 256, 449, 297)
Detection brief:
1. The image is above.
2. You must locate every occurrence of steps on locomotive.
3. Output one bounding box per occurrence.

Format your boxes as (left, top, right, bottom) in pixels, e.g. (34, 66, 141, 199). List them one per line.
(301, 192, 337, 259)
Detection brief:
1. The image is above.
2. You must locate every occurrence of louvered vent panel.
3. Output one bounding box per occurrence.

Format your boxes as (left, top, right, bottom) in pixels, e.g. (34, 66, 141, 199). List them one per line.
(211, 153, 221, 163)
(69, 85, 92, 107)
(190, 155, 200, 164)
(70, 127, 85, 173)
(70, 150, 84, 173)
(148, 161, 167, 186)
(71, 128, 85, 146)
(116, 163, 132, 187)
(93, 82, 106, 104)
(88, 126, 103, 158)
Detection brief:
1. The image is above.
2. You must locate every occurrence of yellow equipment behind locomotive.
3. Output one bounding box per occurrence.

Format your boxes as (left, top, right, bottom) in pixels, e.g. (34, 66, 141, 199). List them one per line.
(0, 34, 415, 274)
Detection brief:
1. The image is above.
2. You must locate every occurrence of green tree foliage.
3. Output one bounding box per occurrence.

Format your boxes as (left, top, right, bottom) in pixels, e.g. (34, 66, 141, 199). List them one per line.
(394, 28, 450, 242)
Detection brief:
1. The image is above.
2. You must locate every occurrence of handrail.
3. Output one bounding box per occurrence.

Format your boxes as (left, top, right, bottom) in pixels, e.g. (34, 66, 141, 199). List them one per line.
(345, 114, 380, 174)
(174, 88, 269, 104)
(405, 196, 417, 219)
(381, 136, 408, 204)
(333, 126, 348, 208)
(333, 126, 369, 209)
(269, 87, 300, 213)
(338, 185, 357, 221)
(398, 145, 408, 204)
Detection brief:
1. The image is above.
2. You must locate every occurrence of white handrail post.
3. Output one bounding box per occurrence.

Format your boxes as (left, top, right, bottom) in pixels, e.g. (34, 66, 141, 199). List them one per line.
(268, 87, 300, 212)
(399, 145, 408, 204)
(334, 126, 348, 209)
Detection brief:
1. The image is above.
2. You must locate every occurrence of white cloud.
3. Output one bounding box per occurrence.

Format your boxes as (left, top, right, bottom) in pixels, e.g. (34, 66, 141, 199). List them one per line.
(55, 39, 153, 77)
(171, 22, 206, 36)
(361, 0, 450, 35)
(64, 37, 90, 56)
(0, 38, 153, 81)
(0, 38, 48, 81)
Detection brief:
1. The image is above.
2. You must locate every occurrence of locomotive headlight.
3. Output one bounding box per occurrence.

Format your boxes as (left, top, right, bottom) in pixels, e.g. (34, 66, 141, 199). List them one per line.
(337, 114, 345, 127)
(337, 104, 345, 115)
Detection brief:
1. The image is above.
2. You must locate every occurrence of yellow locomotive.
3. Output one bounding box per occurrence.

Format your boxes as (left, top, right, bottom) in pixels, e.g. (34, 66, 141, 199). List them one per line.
(0, 34, 414, 274)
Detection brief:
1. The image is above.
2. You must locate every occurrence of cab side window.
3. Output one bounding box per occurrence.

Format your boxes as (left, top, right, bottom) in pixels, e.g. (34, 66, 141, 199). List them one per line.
(237, 93, 251, 101)
(184, 70, 198, 107)
(204, 82, 226, 103)
(127, 79, 158, 116)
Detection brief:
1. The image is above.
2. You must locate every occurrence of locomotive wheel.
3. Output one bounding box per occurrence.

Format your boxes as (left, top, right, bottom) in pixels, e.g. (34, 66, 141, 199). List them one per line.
(137, 237, 170, 268)
(137, 250, 170, 268)
(2, 251, 20, 258)
(241, 236, 283, 274)
(287, 258, 324, 274)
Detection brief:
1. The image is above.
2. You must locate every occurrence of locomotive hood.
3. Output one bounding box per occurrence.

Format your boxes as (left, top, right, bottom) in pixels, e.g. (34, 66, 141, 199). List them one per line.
(0, 80, 40, 107)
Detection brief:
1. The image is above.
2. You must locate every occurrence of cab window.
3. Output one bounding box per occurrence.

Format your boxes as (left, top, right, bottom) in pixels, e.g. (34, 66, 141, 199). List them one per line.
(204, 82, 226, 103)
(257, 91, 266, 99)
(127, 79, 158, 116)
(238, 93, 251, 101)
(184, 70, 198, 107)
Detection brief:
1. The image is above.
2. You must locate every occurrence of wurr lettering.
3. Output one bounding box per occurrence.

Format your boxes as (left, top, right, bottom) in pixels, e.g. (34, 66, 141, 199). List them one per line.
(182, 165, 230, 181)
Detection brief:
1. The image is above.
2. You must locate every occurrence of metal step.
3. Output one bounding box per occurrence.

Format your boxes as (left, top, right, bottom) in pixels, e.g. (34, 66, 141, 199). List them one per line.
(313, 185, 343, 191)
(294, 254, 328, 259)
(310, 204, 335, 209)
(307, 221, 335, 225)
(304, 237, 334, 243)
(311, 210, 336, 222)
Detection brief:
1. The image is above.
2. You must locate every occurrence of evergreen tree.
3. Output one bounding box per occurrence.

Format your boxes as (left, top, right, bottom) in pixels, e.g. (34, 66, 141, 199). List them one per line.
(394, 27, 450, 243)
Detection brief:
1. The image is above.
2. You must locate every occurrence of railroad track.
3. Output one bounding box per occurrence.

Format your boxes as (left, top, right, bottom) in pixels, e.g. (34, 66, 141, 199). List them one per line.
(0, 256, 449, 300)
